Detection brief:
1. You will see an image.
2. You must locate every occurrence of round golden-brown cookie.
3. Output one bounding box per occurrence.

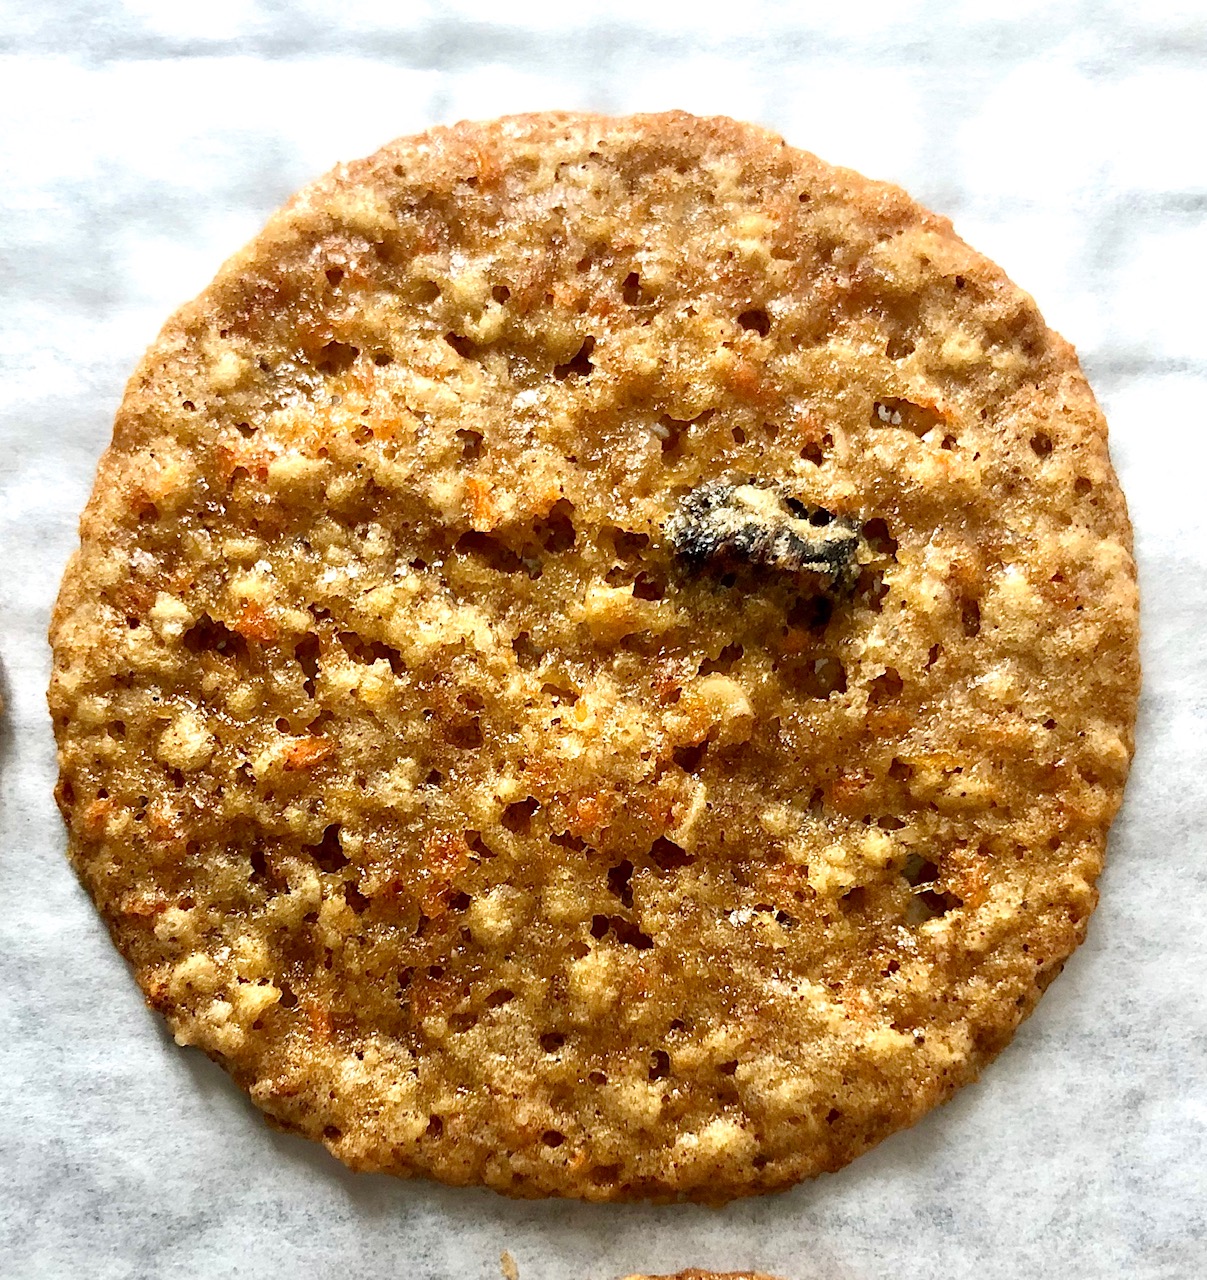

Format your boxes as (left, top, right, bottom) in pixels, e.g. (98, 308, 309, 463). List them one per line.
(50, 112, 1139, 1202)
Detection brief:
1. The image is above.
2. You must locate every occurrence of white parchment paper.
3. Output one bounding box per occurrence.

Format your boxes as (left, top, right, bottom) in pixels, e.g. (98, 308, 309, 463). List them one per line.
(2, 3, 1204, 1276)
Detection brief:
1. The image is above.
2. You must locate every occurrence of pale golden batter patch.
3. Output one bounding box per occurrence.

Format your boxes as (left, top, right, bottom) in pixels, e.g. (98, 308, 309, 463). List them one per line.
(49, 112, 1139, 1202)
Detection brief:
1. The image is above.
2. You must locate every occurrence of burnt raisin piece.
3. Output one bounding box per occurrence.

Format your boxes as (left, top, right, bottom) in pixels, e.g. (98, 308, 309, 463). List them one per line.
(666, 479, 863, 589)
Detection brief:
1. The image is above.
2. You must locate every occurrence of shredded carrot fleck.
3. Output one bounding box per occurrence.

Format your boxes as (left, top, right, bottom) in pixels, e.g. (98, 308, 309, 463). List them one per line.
(728, 359, 767, 402)
(235, 601, 279, 643)
(82, 798, 112, 833)
(307, 1003, 331, 1041)
(569, 793, 610, 836)
(419, 831, 471, 914)
(466, 475, 497, 529)
(283, 736, 334, 771)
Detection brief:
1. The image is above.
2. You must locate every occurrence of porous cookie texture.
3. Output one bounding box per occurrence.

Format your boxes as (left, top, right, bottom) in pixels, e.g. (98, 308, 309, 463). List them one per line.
(50, 112, 1139, 1202)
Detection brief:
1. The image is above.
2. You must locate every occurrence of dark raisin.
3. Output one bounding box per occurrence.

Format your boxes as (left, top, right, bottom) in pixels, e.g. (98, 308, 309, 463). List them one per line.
(666, 478, 863, 589)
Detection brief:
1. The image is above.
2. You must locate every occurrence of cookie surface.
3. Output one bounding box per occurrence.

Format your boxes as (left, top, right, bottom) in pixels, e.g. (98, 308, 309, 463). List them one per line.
(622, 1272, 782, 1279)
(50, 112, 1139, 1201)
